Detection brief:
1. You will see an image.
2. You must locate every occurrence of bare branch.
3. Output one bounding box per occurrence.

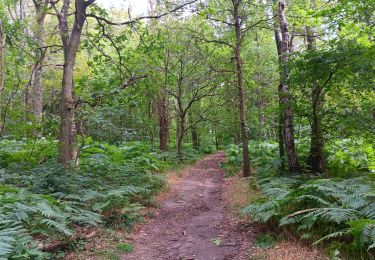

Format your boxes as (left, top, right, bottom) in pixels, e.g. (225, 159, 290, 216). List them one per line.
(86, 0, 197, 26)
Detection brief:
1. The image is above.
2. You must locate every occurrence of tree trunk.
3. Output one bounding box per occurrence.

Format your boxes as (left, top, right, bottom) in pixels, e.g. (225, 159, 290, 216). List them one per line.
(0, 20, 5, 131)
(255, 33, 266, 139)
(58, 0, 89, 165)
(158, 49, 170, 151)
(233, 0, 251, 177)
(191, 125, 199, 150)
(214, 128, 219, 149)
(278, 104, 285, 170)
(176, 56, 185, 162)
(31, 2, 47, 126)
(189, 111, 199, 150)
(306, 24, 325, 174)
(309, 103, 325, 173)
(277, 0, 301, 173)
(157, 88, 169, 151)
(274, 26, 286, 170)
(177, 117, 185, 162)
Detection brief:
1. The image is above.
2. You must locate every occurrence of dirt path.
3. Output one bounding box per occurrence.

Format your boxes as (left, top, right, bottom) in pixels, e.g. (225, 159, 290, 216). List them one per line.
(123, 152, 254, 260)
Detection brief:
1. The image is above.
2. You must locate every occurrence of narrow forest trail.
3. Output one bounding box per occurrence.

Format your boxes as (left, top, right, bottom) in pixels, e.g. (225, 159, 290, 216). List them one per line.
(123, 152, 255, 260)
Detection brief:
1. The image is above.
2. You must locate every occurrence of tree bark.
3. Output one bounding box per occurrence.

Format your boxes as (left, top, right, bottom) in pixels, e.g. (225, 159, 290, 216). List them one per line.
(274, 25, 286, 171)
(277, 0, 301, 173)
(233, 0, 251, 177)
(255, 33, 266, 139)
(57, 0, 90, 165)
(177, 117, 185, 162)
(0, 20, 5, 131)
(306, 24, 325, 174)
(157, 88, 169, 151)
(31, 1, 47, 126)
(158, 49, 170, 151)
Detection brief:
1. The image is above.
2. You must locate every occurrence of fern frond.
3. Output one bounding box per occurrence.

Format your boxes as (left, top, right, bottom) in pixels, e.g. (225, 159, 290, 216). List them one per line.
(313, 230, 349, 245)
(40, 219, 73, 236)
(306, 208, 360, 224)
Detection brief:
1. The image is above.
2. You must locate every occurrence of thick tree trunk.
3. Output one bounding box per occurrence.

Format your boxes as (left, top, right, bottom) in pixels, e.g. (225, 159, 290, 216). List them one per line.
(278, 105, 285, 170)
(233, 0, 251, 177)
(0, 21, 4, 131)
(58, 0, 88, 165)
(306, 24, 325, 174)
(277, 0, 301, 173)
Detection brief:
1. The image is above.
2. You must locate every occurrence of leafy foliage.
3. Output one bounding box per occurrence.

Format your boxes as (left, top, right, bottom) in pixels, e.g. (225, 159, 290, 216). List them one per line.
(243, 169, 375, 257)
(0, 140, 189, 257)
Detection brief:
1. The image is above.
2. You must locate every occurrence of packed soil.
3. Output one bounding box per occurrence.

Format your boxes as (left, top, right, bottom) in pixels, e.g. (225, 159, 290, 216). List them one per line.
(123, 152, 255, 260)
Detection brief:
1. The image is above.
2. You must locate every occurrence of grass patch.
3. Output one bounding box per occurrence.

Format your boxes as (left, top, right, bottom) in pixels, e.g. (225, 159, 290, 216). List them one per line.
(226, 176, 262, 215)
(115, 243, 134, 253)
(95, 250, 120, 260)
(222, 163, 241, 177)
(255, 234, 277, 249)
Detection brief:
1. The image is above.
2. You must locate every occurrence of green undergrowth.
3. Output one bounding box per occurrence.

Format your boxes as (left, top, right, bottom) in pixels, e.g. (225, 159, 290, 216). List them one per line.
(223, 139, 375, 259)
(0, 137, 209, 259)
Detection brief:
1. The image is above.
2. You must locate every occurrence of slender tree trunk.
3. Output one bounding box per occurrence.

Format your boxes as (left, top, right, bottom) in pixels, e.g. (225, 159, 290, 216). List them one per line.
(214, 127, 219, 149)
(158, 49, 170, 151)
(306, 24, 325, 174)
(57, 0, 89, 165)
(31, 2, 47, 126)
(189, 111, 199, 150)
(233, 0, 251, 177)
(257, 96, 266, 137)
(274, 26, 286, 170)
(157, 89, 169, 151)
(177, 117, 185, 162)
(255, 33, 266, 139)
(277, 0, 301, 173)
(176, 56, 185, 162)
(0, 20, 5, 131)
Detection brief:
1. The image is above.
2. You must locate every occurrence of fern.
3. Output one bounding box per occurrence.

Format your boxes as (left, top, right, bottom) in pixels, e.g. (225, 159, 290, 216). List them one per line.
(243, 174, 375, 256)
(40, 219, 73, 236)
(0, 140, 169, 257)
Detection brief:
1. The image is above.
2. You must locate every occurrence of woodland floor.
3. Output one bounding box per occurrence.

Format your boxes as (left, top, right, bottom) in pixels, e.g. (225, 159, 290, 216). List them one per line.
(66, 152, 326, 259)
(64, 152, 328, 260)
(123, 152, 256, 260)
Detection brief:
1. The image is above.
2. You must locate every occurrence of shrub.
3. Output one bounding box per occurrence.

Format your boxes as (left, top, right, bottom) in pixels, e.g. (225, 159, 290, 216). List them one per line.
(326, 138, 375, 175)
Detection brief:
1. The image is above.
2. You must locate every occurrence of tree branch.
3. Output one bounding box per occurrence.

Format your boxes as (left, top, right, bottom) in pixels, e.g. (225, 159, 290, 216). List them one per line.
(86, 0, 197, 26)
